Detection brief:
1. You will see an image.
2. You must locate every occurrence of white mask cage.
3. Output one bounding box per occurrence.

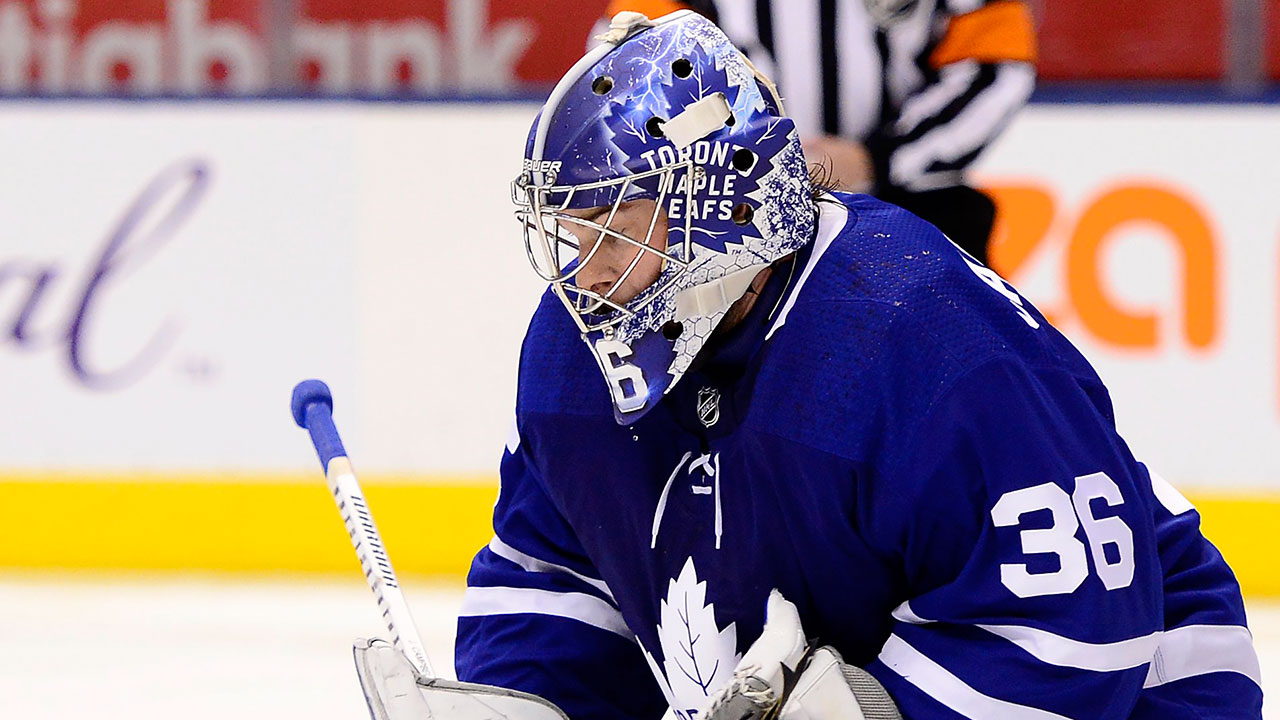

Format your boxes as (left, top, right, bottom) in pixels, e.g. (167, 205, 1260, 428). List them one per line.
(512, 161, 696, 335)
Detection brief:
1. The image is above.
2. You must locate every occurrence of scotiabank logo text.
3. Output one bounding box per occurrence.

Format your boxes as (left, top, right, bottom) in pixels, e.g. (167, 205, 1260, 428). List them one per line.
(0, 0, 539, 94)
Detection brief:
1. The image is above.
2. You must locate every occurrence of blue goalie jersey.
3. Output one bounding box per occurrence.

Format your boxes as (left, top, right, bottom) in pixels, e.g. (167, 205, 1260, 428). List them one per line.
(455, 194, 1262, 719)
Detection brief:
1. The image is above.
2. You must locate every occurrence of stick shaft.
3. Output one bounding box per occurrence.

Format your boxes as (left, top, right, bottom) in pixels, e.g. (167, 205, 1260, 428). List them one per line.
(326, 456, 434, 678)
(291, 380, 434, 677)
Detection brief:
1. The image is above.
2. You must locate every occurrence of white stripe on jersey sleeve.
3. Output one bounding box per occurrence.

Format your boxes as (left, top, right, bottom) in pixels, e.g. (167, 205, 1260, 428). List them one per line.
(505, 414, 521, 454)
(891, 600, 930, 624)
(888, 63, 1034, 190)
(893, 600, 1260, 686)
(878, 634, 1071, 719)
(976, 623, 1161, 672)
(488, 535, 616, 602)
(1145, 624, 1262, 689)
(1147, 468, 1195, 515)
(459, 585, 635, 641)
(891, 601, 1161, 672)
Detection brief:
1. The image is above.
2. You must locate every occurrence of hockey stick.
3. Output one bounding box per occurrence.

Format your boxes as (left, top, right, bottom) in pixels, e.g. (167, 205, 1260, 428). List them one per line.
(291, 379, 434, 677)
(292, 379, 570, 720)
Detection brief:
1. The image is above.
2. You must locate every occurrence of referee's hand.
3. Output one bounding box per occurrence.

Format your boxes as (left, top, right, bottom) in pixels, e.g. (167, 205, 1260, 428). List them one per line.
(803, 134, 873, 194)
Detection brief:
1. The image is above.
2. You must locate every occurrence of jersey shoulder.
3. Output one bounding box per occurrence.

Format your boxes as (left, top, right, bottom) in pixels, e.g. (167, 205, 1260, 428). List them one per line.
(801, 194, 1049, 358)
(781, 192, 1097, 375)
(748, 193, 1103, 459)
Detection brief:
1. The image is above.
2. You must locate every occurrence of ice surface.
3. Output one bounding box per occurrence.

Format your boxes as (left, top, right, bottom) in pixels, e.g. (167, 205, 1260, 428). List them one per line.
(0, 575, 461, 720)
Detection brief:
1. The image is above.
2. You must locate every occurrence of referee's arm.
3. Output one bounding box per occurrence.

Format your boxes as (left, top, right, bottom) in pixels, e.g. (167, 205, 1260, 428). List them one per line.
(866, 0, 1037, 194)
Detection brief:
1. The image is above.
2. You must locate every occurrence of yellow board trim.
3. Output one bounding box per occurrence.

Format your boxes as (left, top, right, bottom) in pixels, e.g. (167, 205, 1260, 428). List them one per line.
(0, 473, 496, 578)
(2, 474, 1277, 596)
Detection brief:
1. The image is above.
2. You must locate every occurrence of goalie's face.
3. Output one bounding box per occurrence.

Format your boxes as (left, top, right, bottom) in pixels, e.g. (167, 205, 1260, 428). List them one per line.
(513, 160, 694, 336)
(562, 200, 669, 308)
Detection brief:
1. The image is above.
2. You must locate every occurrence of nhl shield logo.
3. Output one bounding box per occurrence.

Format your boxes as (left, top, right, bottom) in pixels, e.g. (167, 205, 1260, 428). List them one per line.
(696, 387, 721, 428)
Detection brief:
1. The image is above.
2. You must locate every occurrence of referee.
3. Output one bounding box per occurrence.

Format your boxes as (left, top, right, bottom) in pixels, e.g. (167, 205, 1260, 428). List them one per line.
(597, 0, 1037, 264)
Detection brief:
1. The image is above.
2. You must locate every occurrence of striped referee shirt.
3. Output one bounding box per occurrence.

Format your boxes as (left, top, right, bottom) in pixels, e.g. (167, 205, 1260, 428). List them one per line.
(607, 0, 1037, 193)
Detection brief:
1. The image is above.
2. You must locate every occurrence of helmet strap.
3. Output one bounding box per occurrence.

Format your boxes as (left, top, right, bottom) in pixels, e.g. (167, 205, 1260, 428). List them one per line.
(674, 263, 771, 322)
(663, 92, 733, 149)
(740, 54, 786, 116)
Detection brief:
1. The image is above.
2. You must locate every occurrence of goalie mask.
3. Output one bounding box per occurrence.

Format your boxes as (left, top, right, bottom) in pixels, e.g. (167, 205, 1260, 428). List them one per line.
(512, 10, 815, 424)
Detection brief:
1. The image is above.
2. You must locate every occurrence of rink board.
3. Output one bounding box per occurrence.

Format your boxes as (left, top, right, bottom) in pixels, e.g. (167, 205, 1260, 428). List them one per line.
(1, 102, 1278, 594)
(3, 476, 1278, 598)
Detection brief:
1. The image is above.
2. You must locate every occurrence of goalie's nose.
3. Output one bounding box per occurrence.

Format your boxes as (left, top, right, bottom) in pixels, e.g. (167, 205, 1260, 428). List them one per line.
(574, 255, 621, 300)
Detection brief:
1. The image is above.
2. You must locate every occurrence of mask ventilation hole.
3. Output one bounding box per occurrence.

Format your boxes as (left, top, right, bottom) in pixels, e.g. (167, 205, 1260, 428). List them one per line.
(725, 114, 736, 127)
(731, 203, 754, 226)
(672, 58, 693, 78)
(591, 76, 614, 95)
(646, 117, 666, 138)
(731, 149, 755, 171)
(662, 321, 684, 340)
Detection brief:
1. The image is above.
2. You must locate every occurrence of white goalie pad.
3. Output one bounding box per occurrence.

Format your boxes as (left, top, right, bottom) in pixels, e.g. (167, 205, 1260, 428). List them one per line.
(353, 638, 570, 720)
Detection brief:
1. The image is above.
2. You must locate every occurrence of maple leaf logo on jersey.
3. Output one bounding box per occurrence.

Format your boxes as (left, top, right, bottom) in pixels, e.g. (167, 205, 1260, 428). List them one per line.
(641, 556, 740, 720)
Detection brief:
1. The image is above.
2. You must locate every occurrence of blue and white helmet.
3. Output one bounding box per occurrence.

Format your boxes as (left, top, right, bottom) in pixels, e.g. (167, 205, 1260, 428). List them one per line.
(512, 10, 815, 424)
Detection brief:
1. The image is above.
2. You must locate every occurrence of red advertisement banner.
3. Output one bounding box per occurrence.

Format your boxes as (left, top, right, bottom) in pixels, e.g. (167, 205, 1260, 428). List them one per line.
(0, 0, 1256, 95)
(0, 0, 610, 94)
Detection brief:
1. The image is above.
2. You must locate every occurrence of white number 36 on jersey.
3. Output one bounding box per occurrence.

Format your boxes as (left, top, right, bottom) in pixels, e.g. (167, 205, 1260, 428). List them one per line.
(992, 472, 1136, 598)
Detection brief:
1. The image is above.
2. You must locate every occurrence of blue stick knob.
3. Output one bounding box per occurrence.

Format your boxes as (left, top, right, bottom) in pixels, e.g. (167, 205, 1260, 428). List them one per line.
(291, 379, 347, 472)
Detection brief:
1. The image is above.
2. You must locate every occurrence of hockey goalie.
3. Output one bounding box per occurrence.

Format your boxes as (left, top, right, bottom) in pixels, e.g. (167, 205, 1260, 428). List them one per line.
(308, 9, 1262, 720)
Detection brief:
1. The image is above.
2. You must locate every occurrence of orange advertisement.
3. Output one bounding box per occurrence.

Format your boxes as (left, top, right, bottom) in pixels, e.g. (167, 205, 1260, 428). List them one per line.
(987, 182, 1218, 351)
(976, 106, 1280, 487)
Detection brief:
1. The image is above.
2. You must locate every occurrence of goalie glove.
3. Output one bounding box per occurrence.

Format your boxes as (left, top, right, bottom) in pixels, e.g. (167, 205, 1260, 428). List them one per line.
(352, 638, 570, 720)
(701, 592, 902, 720)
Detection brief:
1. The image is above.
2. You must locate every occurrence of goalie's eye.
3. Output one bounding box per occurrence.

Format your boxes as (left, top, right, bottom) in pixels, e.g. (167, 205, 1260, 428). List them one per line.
(576, 207, 613, 227)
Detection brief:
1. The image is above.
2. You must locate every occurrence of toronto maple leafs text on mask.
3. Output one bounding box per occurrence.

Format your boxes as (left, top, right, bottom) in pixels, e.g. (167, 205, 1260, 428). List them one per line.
(641, 140, 746, 223)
